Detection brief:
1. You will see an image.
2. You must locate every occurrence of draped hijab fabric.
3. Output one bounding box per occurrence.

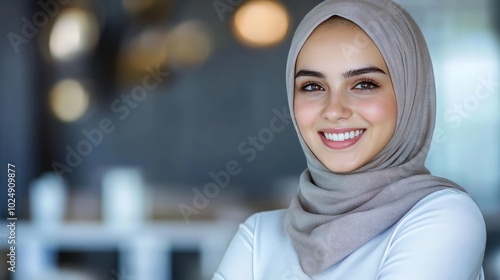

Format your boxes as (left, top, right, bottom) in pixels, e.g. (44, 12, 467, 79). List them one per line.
(283, 0, 465, 275)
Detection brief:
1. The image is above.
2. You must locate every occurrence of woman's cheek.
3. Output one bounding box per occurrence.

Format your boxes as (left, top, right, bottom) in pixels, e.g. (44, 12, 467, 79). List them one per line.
(294, 100, 318, 127)
(357, 97, 396, 125)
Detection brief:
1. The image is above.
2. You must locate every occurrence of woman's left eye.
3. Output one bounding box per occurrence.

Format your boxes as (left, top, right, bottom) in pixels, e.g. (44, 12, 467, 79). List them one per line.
(353, 80, 379, 90)
(300, 82, 324, 92)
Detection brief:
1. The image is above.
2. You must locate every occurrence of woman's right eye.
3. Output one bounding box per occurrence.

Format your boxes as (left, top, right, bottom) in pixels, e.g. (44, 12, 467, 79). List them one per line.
(301, 83, 324, 92)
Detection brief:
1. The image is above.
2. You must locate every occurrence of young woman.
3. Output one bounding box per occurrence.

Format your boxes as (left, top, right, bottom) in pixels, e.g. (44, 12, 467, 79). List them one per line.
(214, 0, 486, 279)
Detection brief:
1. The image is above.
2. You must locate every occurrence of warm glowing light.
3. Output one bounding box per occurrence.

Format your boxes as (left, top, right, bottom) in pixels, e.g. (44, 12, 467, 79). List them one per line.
(49, 8, 99, 60)
(232, 0, 289, 48)
(165, 20, 213, 69)
(122, 0, 172, 23)
(49, 80, 89, 122)
(122, 0, 155, 14)
(118, 28, 168, 81)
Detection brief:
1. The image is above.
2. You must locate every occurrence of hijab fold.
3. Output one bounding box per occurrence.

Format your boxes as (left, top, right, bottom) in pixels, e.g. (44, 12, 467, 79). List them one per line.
(283, 0, 464, 275)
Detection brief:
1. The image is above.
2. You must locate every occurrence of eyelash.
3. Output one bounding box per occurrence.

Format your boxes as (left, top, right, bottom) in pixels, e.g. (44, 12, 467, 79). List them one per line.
(353, 78, 380, 90)
(299, 81, 324, 92)
(298, 78, 381, 93)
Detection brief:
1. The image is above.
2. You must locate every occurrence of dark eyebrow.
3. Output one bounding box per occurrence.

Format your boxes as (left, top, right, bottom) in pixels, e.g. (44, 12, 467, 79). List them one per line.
(295, 66, 386, 80)
(295, 70, 325, 79)
(342, 66, 386, 79)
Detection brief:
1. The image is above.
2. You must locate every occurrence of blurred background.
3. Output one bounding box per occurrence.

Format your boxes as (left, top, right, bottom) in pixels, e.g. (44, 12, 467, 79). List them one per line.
(0, 0, 499, 279)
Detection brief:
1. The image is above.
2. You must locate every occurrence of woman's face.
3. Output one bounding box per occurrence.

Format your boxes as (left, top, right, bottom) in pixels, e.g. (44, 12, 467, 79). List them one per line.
(294, 20, 397, 173)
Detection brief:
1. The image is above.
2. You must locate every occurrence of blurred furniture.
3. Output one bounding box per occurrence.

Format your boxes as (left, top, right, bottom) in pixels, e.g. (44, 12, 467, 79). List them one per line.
(0, 220, 238, 280)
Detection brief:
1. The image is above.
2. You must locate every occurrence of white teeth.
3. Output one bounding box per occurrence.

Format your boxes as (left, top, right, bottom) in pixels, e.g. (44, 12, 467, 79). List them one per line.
(324, 130, 364, 142)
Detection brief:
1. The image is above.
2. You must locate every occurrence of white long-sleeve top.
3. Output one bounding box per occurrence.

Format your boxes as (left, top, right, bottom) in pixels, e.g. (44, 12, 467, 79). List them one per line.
(213, 189, 486, 280)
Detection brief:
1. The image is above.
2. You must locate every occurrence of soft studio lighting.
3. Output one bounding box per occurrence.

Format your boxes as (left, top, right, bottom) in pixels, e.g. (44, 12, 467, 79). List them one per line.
(232, 0, 290, 48)
(49, 8, 100, 61)
(49, 80, 89, 122)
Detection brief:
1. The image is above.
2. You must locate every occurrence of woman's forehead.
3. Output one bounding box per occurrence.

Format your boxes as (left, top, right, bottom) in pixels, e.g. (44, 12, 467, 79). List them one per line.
(295, 22, 388, 74)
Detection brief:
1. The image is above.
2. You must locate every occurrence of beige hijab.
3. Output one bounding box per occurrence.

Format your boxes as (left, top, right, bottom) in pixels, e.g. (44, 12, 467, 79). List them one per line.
(283, 0, 465, 275)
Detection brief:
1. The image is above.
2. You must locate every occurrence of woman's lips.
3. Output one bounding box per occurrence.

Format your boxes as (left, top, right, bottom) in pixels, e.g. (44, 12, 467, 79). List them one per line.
(319, 129, 365, 150)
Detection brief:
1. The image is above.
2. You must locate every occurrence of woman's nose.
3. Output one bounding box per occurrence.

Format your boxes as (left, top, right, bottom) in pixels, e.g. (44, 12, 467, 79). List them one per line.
(321, 91, 352, 121)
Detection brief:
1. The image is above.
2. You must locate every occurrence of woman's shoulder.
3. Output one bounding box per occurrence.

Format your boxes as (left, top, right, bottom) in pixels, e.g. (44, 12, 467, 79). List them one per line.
(240, 209, 288, 235)
(404, 188, 485, 225)
(377, 188, 486, 279)
(237, 209, 294, 254)
(214, 209, 304, 279)
(394, 188, 486, 240)
(244, 208, 287, 223)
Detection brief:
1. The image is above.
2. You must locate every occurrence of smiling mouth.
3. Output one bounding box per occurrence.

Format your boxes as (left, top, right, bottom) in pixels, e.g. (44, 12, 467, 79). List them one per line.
(322, 129, 365, 142)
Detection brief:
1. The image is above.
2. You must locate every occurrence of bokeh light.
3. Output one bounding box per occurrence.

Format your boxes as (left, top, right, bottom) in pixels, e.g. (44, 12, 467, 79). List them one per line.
(122, 0, 173, 23)
(49, 8, 100, 61)
(117, 28, 169, 82)
(49, 80, 89, 122)
(122, 0, 155, 13)
(232, 0, 290, 48)
(165, 20, 213, 69)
